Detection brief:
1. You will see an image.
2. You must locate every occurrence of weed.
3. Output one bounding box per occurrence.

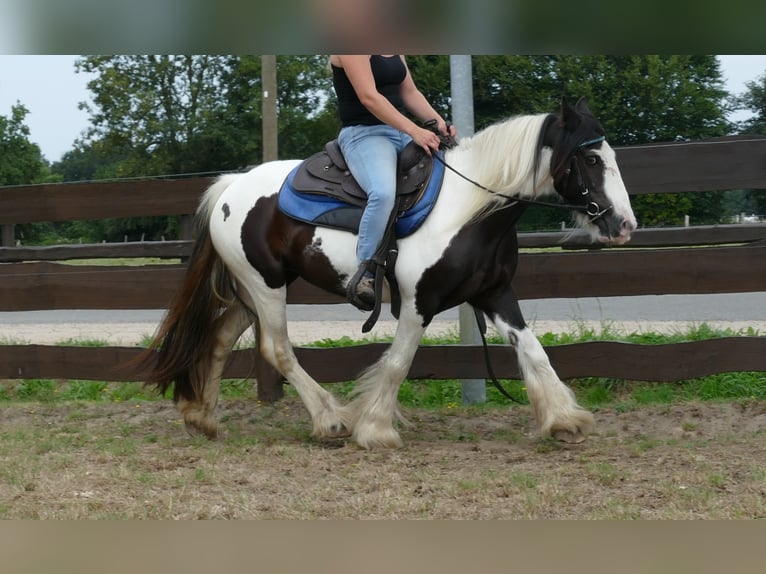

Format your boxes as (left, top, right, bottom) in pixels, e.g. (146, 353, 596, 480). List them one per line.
(15, 379, 58, 402)
(586, 461, 623, 486)
(507, 472, 538, 489)
(61, 381, 107, 401)
(708, 472, 728, 489)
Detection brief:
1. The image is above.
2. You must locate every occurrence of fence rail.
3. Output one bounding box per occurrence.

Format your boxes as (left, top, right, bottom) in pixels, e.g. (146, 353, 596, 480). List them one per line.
(2, 337, 763, 384)
(1, 136, 765, 397)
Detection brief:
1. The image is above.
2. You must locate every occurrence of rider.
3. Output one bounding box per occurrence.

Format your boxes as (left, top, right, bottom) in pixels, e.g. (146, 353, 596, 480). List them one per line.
(329, 55, 457, 308)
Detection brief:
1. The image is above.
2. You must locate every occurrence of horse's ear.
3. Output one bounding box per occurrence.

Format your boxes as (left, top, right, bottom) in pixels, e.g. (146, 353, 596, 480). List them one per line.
(575, 96, 592, 116)
(560, 96, 580, 131)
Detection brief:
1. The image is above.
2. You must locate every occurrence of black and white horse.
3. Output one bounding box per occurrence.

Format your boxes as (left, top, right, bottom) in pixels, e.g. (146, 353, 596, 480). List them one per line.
(140, 97, 636, 448)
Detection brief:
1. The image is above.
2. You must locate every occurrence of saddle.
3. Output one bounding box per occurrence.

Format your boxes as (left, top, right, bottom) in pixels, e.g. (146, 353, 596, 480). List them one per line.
(291, 139, 433, 214)
(277, 123, 455, 331)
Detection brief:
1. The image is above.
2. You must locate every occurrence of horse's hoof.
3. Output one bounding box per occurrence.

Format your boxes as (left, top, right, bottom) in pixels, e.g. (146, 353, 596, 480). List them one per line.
(185, 420, 219, 441)
(552, 428, 586, 444)
(316, 423, 351, 439)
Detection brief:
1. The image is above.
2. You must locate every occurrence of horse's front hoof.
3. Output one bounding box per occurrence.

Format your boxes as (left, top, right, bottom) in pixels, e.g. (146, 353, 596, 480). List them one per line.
(352, 423, 403, 449)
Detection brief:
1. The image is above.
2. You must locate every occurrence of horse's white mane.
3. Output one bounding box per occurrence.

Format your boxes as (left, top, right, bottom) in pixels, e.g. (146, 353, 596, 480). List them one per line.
(448, 113, 554, 221)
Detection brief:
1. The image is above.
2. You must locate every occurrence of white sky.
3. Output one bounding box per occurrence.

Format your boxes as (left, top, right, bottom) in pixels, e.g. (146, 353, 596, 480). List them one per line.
(0, 55, 765, 163)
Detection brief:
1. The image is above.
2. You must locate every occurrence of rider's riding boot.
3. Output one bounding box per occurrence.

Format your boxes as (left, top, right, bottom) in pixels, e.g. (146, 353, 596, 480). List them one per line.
(355, 276, 375, 307)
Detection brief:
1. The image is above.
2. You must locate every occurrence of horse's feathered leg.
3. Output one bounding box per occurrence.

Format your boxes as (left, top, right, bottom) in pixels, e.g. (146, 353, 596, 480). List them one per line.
(177, 302, 253, 438)
(136, 220, 251, 440)
(344, 304, 425, 448)
(226, 266, 350, 439)
(475, 289, 594, 443)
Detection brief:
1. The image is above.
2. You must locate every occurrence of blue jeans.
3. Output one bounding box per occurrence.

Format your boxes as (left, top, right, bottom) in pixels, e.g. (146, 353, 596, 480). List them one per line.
(338, 124, 413, 266)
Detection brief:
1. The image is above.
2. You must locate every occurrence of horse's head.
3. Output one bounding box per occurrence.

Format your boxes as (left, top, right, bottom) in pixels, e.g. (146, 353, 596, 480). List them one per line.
(544, 97, 637, 245)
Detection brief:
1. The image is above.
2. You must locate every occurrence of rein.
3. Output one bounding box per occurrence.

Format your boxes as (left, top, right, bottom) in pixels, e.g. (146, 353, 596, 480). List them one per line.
(431, 135, 612, 223)
(472, 307, 527, 405)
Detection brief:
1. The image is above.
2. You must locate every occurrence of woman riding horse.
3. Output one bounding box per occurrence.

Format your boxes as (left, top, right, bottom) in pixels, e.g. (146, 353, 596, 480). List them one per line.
(140, 97, 636, 449)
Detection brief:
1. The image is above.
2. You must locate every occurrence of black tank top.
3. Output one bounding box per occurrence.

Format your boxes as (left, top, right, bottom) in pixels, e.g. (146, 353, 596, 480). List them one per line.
(331, 55, 407, 127)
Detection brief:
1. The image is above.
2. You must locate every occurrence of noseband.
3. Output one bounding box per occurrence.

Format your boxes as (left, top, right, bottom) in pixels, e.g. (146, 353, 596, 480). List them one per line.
(433, 134, 613, 223)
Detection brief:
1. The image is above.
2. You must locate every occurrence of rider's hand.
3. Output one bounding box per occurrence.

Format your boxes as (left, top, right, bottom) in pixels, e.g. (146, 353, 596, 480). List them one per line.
(411, 126, 442, 156)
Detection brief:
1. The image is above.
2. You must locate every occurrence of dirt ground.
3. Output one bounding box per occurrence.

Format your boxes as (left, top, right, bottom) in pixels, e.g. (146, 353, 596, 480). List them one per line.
(2, 317, 765, 519)
(2, 395, 765, 519)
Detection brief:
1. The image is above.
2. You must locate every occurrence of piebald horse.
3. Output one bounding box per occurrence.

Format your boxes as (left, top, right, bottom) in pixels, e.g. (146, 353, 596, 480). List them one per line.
(140, 97, 636, 448)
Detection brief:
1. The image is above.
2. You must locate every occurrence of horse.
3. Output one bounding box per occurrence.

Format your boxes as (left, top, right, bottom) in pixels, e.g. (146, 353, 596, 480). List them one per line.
(139, 97, 636, 449)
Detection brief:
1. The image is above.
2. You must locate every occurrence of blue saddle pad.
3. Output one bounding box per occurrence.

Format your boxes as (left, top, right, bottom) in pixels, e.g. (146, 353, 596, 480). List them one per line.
(277, 153, 445, 238)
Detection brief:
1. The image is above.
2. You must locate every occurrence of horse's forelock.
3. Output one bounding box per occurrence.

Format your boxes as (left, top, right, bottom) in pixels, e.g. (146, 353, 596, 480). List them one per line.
(546, 111, 606, 180)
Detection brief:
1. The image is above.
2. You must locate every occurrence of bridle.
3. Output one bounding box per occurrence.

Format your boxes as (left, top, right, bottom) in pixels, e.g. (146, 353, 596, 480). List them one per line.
(432, 134, 613, 224)
(560, 136, 613, 222)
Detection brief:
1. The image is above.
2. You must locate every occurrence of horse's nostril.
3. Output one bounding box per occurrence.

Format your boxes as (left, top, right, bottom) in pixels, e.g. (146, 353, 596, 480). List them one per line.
(621, 218, 636, 233)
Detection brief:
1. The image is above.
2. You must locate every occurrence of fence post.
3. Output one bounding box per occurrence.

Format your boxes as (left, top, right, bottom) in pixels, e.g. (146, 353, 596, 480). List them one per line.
(178, 215, 194, 240)
(262, 55, 278, 163)
(1, 224, 15, 247)
(255, 359, 284, 402)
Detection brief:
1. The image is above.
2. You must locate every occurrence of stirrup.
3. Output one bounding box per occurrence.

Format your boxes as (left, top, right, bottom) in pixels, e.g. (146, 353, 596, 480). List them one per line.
(346, 263, 375, 312)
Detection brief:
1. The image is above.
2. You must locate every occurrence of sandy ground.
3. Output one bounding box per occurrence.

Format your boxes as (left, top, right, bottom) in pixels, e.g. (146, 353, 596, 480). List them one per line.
(2, 396, 766, 519)
(1, 318, 763, 346)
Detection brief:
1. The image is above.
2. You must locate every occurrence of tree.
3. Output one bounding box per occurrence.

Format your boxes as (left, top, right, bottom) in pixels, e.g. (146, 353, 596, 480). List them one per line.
(61, 55, 339, 241)
(733, 71, 766, 215)
(75, 55, 340, 176)
(76, 55, 240, 176)
(0, 103, 57, 244)
(0, 103, 46, 185)
(432, 56, 731, 228)
(736, 71, 766, 134)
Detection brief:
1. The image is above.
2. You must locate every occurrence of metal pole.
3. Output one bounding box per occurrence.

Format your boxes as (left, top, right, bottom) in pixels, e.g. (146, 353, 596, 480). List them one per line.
(261, 55, 278, 163)
(450, 55, 486, 405)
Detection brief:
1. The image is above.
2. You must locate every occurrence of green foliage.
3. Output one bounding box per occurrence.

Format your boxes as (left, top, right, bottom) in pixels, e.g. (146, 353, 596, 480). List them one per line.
(732, 72, 766, 217)
(735, 71, 766, 135)
(411, 55, 733, 230)
(0, 103, 47, 185)
(13, 379, 58, 402)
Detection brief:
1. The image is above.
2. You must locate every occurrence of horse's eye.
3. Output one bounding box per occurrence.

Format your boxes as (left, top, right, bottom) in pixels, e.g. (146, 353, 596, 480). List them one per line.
(585, 155, 599, 166)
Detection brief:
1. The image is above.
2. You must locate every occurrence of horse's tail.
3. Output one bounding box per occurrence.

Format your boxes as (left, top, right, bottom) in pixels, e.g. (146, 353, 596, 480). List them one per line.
(136, 174, 239, 403)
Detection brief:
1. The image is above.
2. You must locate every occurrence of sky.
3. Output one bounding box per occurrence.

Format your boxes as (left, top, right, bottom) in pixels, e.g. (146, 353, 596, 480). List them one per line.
(0, 55, 765, 163)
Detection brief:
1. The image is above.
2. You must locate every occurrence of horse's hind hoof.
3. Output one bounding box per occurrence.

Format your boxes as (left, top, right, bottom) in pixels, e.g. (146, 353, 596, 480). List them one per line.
(552, 428, 586, 444)
(185, 421, 219, 441)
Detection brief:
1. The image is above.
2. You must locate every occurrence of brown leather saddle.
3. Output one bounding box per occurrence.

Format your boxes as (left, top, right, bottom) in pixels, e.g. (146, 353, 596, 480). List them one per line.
(290, 140, 434, 211)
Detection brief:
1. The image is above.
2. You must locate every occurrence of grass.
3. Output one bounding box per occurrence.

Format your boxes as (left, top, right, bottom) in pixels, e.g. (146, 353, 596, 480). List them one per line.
(0, 323, 763, 410)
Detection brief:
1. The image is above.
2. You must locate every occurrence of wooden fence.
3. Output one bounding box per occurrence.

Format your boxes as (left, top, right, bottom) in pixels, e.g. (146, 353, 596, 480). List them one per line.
(1, 135, 765, 401)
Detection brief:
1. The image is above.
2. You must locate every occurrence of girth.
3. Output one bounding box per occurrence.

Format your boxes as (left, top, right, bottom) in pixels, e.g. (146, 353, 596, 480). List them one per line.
(290, 140, 433, 212)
